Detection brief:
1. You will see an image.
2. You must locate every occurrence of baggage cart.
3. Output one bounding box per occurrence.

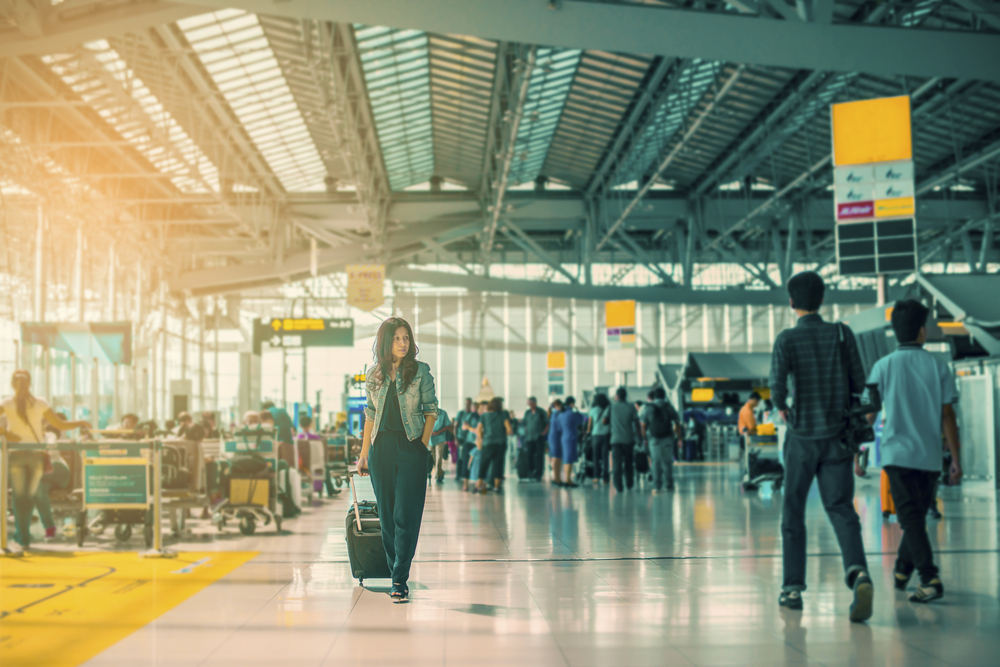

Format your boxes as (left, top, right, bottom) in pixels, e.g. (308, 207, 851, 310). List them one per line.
(214, 429, 284, 536)
(741, 434, 783, 492)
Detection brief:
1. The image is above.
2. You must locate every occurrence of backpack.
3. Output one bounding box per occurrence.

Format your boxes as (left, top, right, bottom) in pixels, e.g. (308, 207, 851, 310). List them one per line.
(648, 402, 672, 438)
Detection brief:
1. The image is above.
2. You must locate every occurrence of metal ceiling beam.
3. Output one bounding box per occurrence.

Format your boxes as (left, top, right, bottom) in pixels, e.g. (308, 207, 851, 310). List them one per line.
(691, 70, 850, 196)
(584, 57, 680, 198)
(596, 65, 746, 251)
(171, 218, 475, 294)
(186, 0, 1000, 81)
(500, 218, 577, 283)
(915, 139, 1000, 195)
(482, 46, 537, 257)
(0, 1, 205, 57)
(389, 267, 878, 305)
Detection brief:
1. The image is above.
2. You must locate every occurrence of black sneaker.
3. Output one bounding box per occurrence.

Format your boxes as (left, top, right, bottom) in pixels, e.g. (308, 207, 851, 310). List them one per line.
(563, 481, 579, 488)
(894, 562, 913, 591)
(928, 505, 943, 519)
(779, 591, 803, 610)
(909, 578, 944, 603)
(849, 572, 874, 623)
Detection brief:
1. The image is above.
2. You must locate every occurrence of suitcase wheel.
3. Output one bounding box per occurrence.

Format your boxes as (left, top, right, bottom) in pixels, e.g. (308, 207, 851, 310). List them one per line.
(239, 516, 257, 535)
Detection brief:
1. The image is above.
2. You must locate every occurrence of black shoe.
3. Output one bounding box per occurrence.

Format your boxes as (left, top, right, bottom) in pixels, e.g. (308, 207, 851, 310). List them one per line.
(849, 572, 874, 623)
(929, 506, 943, 519)
(390, 583, 409, 603)
(563, 482, 579, 488)
(909, 578, 943, 603)
(435, 477, 444, 485)
(666, 483, 675, 491)
(552, 481, 564, 487)
(894, 562, 914, 591)
(779, 591, 803, 610)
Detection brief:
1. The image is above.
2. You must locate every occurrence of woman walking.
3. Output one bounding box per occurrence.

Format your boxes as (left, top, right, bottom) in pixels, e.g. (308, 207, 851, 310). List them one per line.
(476, 397, 512, 494)
(358, 318, 438, 602)
(588, 393, 612, 486)
(0, 370, 90, 550)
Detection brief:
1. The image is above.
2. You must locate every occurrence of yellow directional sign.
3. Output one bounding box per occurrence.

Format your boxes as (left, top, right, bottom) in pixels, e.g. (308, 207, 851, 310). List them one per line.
(253, 317, 354, 352)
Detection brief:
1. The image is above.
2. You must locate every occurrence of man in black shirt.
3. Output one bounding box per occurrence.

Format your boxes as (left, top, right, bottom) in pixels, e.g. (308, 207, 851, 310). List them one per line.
(769, 271, 872, 623)
(522, 396, 549, 481)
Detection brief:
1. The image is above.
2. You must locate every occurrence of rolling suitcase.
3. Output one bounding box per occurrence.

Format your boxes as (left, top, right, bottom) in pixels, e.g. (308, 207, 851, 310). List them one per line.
(516, 445, 531, 480)
(346, 472, 392, 584)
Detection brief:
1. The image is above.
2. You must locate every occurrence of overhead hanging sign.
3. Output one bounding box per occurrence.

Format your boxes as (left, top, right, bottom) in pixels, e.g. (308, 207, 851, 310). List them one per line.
(831, 96, 917, 275)
(604, 300, 636, 374)
(346, 264, 385, 311)
(547, 351, 566, 396)
(252, 317, 354, 352)
(21, 322, 133, 365)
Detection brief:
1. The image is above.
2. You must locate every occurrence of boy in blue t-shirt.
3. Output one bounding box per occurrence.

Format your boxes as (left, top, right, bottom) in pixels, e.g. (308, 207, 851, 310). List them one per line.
(866, 300, 962, 604)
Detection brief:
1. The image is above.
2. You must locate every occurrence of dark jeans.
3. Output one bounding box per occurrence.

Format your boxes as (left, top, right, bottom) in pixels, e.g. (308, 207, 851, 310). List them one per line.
(479, 444, 506, 482)
(368, 431, 429, 586)
(37, 461, 71, 530)
(10, 452, 45, 548)
(781, 435, 868, 592)
(611, 443, 635, 492)
(884, 466, 940, 583)
(592, 434, 610, 482)
(458, 442, 475, 480)
(648, 437, 674, 490)
(525, 436, 546, 479)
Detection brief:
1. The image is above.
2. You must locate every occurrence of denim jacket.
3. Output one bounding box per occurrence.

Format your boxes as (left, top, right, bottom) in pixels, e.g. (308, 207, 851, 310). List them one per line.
(365, 361, 438, 447)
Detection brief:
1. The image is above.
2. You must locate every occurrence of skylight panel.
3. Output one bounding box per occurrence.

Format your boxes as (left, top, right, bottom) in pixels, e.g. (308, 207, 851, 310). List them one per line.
(356, 25, 435, 191)
(507, 48, 581, 187)
(179, 10, 327, 192)
(614, 60, 720, 186)
(42, 41, 220, 195)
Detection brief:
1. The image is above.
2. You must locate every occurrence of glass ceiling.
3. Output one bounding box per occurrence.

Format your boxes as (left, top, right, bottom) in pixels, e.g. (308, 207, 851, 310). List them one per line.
(43, 41, 221, 194)
(178, 10, 327, 193)
(355, 25, 434, 192)
(614, 60, 721, 187)
(506, 48, 581, 187)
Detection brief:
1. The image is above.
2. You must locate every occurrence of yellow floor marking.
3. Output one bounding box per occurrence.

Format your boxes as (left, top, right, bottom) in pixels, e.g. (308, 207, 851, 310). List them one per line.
(0, 550, 258, 667)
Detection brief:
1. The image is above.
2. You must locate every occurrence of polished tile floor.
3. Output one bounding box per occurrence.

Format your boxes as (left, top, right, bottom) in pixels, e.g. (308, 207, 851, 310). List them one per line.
(81, 464, 998, 667)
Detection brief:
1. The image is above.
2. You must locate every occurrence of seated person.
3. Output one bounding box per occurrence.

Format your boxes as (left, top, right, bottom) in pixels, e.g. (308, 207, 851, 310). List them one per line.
(242, 411, 261, 427)
(200, 411, 221, 439)
(175, 412, 194, 438)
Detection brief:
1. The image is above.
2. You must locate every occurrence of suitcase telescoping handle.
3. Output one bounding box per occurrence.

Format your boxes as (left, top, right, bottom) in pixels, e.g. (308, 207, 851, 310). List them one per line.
(348, 469, 362, 532)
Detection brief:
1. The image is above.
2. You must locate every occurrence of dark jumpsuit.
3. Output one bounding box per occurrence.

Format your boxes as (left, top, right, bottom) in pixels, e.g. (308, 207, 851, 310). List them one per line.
(367, 378, 430, 586)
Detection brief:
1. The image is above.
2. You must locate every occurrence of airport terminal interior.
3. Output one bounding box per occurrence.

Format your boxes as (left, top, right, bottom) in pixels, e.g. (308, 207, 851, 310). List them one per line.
(1, 1, 999, 665)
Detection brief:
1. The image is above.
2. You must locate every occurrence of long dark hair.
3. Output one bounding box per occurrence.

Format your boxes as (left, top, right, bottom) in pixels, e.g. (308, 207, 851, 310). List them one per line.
(371, 317, 419, 390)
(11, 370, 35, 425)
(593, 392, 610, 410)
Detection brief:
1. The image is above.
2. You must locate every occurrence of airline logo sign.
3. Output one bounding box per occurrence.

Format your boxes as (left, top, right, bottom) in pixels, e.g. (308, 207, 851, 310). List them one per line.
(834, 159, 915, 223)
(837, 201, 875, 220)
(835, 184, 874, 203)
(346, 264, 385, 312)
(875, 197, 916, 218)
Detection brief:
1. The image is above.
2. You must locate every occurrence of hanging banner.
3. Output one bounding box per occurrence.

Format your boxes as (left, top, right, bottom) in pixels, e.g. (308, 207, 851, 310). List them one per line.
(346, 264, 385, 311)
(547, 351, 566, 396)
(604, 300, 636, 373)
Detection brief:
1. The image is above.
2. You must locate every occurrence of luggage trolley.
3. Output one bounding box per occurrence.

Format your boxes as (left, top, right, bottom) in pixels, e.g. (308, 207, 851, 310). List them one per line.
(325, 434, 349, 494)
(79, 441, 162, 548)
(741, 433, 784, 492)
(215, 428, 284, 536)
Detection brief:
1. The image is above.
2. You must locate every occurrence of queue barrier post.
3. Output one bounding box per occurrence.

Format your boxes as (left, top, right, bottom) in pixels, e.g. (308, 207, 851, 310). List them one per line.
(141, 441, 175, 559)
(1, 437, 12, 556)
